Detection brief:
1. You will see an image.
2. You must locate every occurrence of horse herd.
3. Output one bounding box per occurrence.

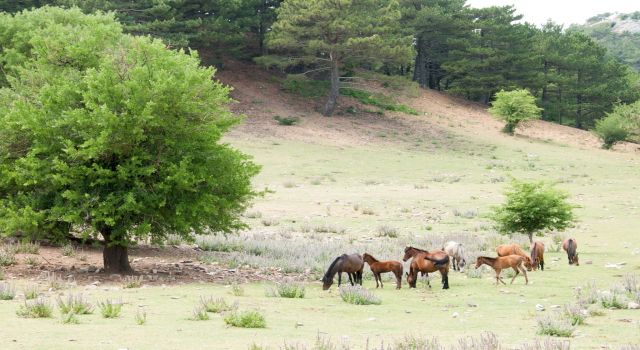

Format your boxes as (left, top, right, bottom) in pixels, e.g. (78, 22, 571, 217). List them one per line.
(321, 238, 580, 290)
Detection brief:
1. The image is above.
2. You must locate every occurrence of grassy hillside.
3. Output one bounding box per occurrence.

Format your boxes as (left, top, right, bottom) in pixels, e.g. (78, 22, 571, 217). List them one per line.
(1, 63, 639, 349)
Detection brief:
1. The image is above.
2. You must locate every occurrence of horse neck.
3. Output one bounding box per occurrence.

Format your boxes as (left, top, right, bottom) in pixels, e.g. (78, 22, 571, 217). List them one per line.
(457, 244, 466, 258)
(324, 256, 342, 280)
(479, 256, 496, 266)
(364, 255, 378, 264)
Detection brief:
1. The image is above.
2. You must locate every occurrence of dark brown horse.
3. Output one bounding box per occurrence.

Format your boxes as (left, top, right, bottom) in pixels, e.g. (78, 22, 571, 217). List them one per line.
(530, 241, 545, 271)
(496, 243, 533, 271)
(475, 255, 529, 285)
(322, 254, 364, 290)
(362, 253, 403, 289)
(562, 238, 579, 266)
(402, 246, 450, 289)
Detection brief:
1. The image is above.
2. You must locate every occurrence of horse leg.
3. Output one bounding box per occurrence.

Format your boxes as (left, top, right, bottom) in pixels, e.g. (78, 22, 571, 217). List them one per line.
(442, 269, 449, 290)
(358, 270, 363, 285)
(395, 270, 401, 289)
(378, 273, 383, 288)
(510, 267, 519, 284)
(540, 259, 544, 271)
(338, 272, 342, 286)
(521, 266, 529, 284)
(347, 272, 354, 286)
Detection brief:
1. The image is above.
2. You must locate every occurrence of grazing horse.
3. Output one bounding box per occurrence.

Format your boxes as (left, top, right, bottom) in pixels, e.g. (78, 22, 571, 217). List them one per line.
(530, 241, 545, 271)
(442, 241, 467, 272)
(322, 254, 364, 290)
(475, 255, 529, 285)
(496, 243, 533, 271)
(402, 246, 450, 289)
(362, 253, 403, 289)
(562, 238, 579, 266)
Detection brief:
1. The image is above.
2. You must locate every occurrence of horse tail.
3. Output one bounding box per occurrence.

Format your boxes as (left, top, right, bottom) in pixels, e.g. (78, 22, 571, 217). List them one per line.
(425, 254, 450, 267)
(567, 239, 576, 257)
(323, 256, 342, 282)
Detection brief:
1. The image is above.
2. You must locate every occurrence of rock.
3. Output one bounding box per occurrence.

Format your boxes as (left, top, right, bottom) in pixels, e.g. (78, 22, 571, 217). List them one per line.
(552, 257, 560, 262)
(467, 302, 478, 307)
(585, 260, 593, 265)
(91, 281, 101, 286)
(550, 305, 561, 309)
(628, 302, 640, 310)
(452, 312, 459, 318)
(367, 317, 376, 321)
(535, 304, 545, 311)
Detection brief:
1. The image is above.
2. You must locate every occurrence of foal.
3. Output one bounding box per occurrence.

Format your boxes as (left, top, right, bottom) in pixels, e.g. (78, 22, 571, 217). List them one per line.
(475, 255, 529, 285)
(362, 253, 403, 289)
(496, 243, 533, 271)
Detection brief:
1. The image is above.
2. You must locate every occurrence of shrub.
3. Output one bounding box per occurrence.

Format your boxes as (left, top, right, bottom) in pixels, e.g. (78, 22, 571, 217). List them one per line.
(536, 313, 575, 337)
(123, 275, 144, 289)
(282, 75, 330, 98)
(622, 273, 639, 294)
(61, 244, 76, 257)
(135, 308, 147, 325)
(377, 225, 399, 238)
(15, 242, 40, 254)
(563, 303, 587, 325)
(0, 247, 16, 266)
(393, 335, 442, 350)
(200, 297, 237, 313)
(191, 304, 210, 321)
(340, 88, 419, 115)
(61, 312, 80, 324)
(339, 285, 381, 305)
(599, 289, 629, 309)
(24, 256, 39, 266)
(489, 89, 542, 134)
(274, 116, 300, 126)
(24, 285, 39, 300)
(16, 298, 53, 318)
(491, 180, 575, 242)
(98, 299, 123, 318)
(46, 272, 65, 291)
(0, 282, 16, 300)
(593, 113, 630, 149)
(57, 294, 94, 315)
(231, 283, 245, 296)
(224, 310, 267, 328)
(266, 281, 306, 298)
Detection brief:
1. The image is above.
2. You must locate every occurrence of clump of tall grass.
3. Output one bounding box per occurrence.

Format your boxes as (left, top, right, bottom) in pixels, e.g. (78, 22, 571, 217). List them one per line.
(519, 338, 571, 350)
(563, 303, 587, 325)
(266, 280, 305, 298)
(15, 242, 40, 254)
(123, 275, 144, 289)
(24, 256, 39, 266)
(200, 296, 237, 313)
(98, 299, 123, 318)
(393, 335, 442, 350)
(536, 313, 575, 337)
(57, 294, 94, 315)
(60, 312, 80, 324)
(135, 308, 147, 325)
(456, 332, 501, 349)
(377, 225, 399, 238)
(16, 298, 53, 318)
(24, 285, 39, 300)
(61, 244, 76, 257)
(622, 273, 639, 294)
(0, 282, 16, 300)
(231, 283, 245, 297)
(575, 281, 599, 304)
(0, 246, 17, 266)
(224, 310, 266, 328)
(599, 288, 629, 309)
(339, 285, 381, 305)
(190, 304, 210, 321)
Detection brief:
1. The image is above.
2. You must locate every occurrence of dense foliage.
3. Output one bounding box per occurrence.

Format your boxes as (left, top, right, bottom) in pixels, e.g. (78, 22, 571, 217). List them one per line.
(0, 7, 260, 272)
(489, 90, 542, 134)
(593, 101, 640, 148)
(491, 180, 575, 243)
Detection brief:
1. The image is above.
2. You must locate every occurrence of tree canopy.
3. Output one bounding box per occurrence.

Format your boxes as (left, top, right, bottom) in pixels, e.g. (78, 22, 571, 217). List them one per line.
(0, 7, 260, 272)
(489, 89, 542, 134)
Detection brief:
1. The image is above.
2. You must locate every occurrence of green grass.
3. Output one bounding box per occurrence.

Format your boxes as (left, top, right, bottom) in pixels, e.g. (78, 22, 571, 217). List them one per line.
(223, 310, 267, 328)
(340, 88, 419, 115)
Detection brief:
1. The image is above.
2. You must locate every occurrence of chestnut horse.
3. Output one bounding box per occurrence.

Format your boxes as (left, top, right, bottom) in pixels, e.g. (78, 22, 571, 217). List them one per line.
(562, 238, 579, 266)
(496, 243, 533, 271)
(402, 246, 450, 289)
(475, 255, 529, 285)
(322, 254, 364, 290)
(362, 253, 403, 289)
(530, 241, 545, 271)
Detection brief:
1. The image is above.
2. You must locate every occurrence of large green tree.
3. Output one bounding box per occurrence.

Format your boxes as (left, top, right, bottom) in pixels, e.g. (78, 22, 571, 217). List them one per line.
(0, 7, 259, 273)
(267, 0, 412, 116)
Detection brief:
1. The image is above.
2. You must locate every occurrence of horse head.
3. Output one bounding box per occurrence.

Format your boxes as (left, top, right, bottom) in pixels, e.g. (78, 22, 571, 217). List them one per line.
(523, 257, 533, 271)
(458, 258, 466, 270)
(402, 246, 414, 262)
(474, 256, 484, 269)
(321, 275, 333, 290)
(571, 253, 579, 266)
(405, 271, 416, 288)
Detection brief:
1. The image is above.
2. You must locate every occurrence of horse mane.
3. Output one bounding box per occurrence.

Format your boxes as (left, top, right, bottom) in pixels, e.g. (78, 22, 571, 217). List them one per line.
(479, 256, 497, 262)
(363, 253, 378, 263)
(567, 239, 576, 257)
(408, 246, 429, 253)
(323, 256, 342, 282)
(457, 243, 466, 259)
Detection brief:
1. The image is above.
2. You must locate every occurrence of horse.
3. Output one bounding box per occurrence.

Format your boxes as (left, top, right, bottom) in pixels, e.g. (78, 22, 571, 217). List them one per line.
(402, 246, 450, 289)
(475, 255, 529, 285)
(322, 254, 364, 290)
(496, 243, 533, 271)
(562, 238, 579, 266)
(442, 241, 467, 272)
(362, 253, 403, 289)
(530, 241, 545, 271)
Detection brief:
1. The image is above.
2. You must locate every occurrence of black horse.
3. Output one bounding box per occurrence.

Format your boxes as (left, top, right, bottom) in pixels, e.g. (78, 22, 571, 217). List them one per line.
(321, 253, 364, 290)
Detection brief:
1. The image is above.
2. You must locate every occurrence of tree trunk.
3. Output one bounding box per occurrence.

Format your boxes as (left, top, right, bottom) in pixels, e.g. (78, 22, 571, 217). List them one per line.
(100, 227, 133, 274)
(323, 56, 340, 116)
(527, 232, 533, 243)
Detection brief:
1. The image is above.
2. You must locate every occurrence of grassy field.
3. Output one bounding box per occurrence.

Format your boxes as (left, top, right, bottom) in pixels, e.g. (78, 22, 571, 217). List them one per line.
(1, 110, 640, 349)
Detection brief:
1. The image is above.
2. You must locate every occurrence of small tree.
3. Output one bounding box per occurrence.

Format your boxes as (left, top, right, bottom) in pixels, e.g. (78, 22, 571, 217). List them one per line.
(491, 180, 575, 243)
(0, 8, 259, 273)
(489, 89, 542, 134)
(593, 113, 630, 149)
(267, 0, 412, 116)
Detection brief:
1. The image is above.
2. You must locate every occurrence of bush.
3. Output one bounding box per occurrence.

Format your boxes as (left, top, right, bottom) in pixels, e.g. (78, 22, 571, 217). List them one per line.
(340, 88, 419, 115)
(377, 225, 399, 238)
(16, 298, 53, 318)
(266, 281, 306, 298)
(135, 308, 147, 325)
(231, 283, 245, 297)
(339, 285, 381, 305)
(15, 242, 40, 254)
(491, 180, 575, 242)
(536, 313, 575, 337)
(594, 113, 630, 149)
(0, 282, 16, 300)
(190, 305, 210, 321)
(224, 310, 267, 328)
(489, 89, 542, 134)
(0, 247, 16, 266)
(282, 75, 330, 97)
(123, 275, 144, 289)
(563, 303, 587, 325)
(61, 244, 76, 257)
(98, 299, 123, 318)
(61, 312, 80, 324)
(200, 297, 237, 313)
(57, 294, 94, 315)
(274, 116, 300, 126)
(24, 285, 39, 300)
(599, 289, 629, 309)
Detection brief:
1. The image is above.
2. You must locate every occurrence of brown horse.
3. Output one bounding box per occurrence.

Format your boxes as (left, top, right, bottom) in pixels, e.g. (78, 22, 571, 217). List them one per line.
(496, 244, 533, 271)
(530, 241, 545, 271)
(562, 238, 579, 266)
(362, 253, 403, 289)
(475, 255, 529, 285)
(402, 246, 450, 289)
(322, 254, 364, 290)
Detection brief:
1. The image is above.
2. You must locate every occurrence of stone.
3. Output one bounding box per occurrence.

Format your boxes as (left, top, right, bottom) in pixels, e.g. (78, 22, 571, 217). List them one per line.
(535, 304, 545, 311)
(452, 312, 459, 318)
(550, 305, 561, 309)
(467, 302, 478, 307)
(628, 302, 640, 310)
